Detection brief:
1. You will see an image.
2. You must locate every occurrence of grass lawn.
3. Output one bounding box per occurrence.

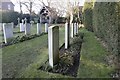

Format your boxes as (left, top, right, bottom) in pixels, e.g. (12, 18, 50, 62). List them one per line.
(2, 25, 115, 78)
(77, 28, 115, 78)
(2, 24, 68, 78)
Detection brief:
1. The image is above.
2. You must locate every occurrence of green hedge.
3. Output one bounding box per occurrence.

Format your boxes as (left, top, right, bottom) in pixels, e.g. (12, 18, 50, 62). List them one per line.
(93, 2, 119, 55)
(83, 2, 94, 32)
(83, 1, 120, 71)
(0, 11, 20, 25)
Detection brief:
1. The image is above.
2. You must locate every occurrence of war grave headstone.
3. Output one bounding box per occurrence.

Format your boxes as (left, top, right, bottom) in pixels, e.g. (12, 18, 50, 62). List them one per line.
(37, 19, 41, 34)
(45, 23, 48, 33)
(65, 20, 70, 49)
(3, 23, 13, 43)
(24, 18, 31, 35)
(48, 25, 59, 67)
(71, 23, 74, 38)
(20, 19, 25, 32)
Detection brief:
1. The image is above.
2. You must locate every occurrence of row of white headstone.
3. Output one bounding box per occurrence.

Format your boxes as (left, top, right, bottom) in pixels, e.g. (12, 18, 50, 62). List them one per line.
(19, 22, 48, 34)
(2, 21, 49, 43)
(18, 18, 49, 34)
(48, 21, 79, 67)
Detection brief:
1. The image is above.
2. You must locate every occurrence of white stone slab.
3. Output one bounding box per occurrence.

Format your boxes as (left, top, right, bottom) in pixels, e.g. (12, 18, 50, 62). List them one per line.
(71, 23, 74, 38)
(45, 23, 48, 33)
(65, 22, 70, 49)
(74, 23, 77, 36)
(17, 18, 20, 27)
(20, 23, 25, 32)
(30, 21, 34, 27)
(37, 23, 41, 34)
(25, 23, 31, 35)
(3, 23, 13, 43)
(76, 23, 79, 34)
(48, 25, 59, 68)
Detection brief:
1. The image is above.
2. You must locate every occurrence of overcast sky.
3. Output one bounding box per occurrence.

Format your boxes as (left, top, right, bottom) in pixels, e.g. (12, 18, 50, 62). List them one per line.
(11, 0, 85, 14)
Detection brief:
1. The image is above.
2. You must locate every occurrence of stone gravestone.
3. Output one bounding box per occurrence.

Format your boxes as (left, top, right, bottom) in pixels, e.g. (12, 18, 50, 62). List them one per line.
(48, 25, 59, 68)
(74, 23, 77, 36)
(71, 23, 74, 38)
(65, 20, 70, 49)
(11, 22, 14, 28)
(37, 19, 41, 34)
(45, 23, 48, 33)
(24, 18, 31, 35)
(30, 20, 34, 27)
(3, 23, 13, 43)
(17, 18, 20, 27)
(20, 19, 25, 32)
(76, 23, 79, 34)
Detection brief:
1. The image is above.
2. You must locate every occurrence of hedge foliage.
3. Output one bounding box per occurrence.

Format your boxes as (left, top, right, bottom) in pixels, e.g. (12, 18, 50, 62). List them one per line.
(93, 2, 119, 55)
(82, 2, 94, 32)
(0, 11, 38, 25)
(83, 2, 120, 55)
(0, 11, 19, 25)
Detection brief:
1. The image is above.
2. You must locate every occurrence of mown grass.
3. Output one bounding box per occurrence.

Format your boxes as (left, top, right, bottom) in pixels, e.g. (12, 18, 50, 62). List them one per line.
(77, 28, 115, 78)
(2, 25, 115, 78)
(2, 24, 67, 78)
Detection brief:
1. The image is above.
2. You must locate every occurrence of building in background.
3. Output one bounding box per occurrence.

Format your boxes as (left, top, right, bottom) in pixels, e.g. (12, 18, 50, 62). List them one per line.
(0, 0, 14, 11)
(39, 6, 57, 24)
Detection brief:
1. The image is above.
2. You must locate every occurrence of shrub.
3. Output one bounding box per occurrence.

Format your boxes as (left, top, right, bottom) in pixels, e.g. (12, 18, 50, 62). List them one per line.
(82, 2, 94, 32)
(56, 17, 66, 24)
(0, 11, 20, 25)
(83, 1, 120, 71)
(93, 2, 119, 55)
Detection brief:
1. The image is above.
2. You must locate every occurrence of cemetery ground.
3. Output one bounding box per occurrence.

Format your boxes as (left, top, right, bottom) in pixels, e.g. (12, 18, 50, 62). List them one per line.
(1, 24, 116, 78)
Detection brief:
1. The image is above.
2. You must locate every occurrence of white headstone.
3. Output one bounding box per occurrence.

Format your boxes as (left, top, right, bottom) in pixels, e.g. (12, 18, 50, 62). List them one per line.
(65, 22, 70, 49)
(3, 23, 13, 43)
(45, 23, 48, 33)
(24, 18, 31, 35)
(20, 23, 25, 32)
(49, 17, 51, 24)
(48, 25, 59, 68)
(71, 23, 74, 38)
(22, 19, 24, 23)
(37, 23, 41, 34)
(74, 23, 77, 36)
(76, 23, 79, 34)
(17, 18, 20, 27)
(24, 23, 31, 35)
(11, 22, 14, 28)
(30, 21, 34, 27)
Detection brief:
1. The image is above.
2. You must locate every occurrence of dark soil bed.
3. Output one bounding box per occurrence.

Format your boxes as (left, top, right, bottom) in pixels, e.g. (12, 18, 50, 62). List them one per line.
(38, 33, 84, 77)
